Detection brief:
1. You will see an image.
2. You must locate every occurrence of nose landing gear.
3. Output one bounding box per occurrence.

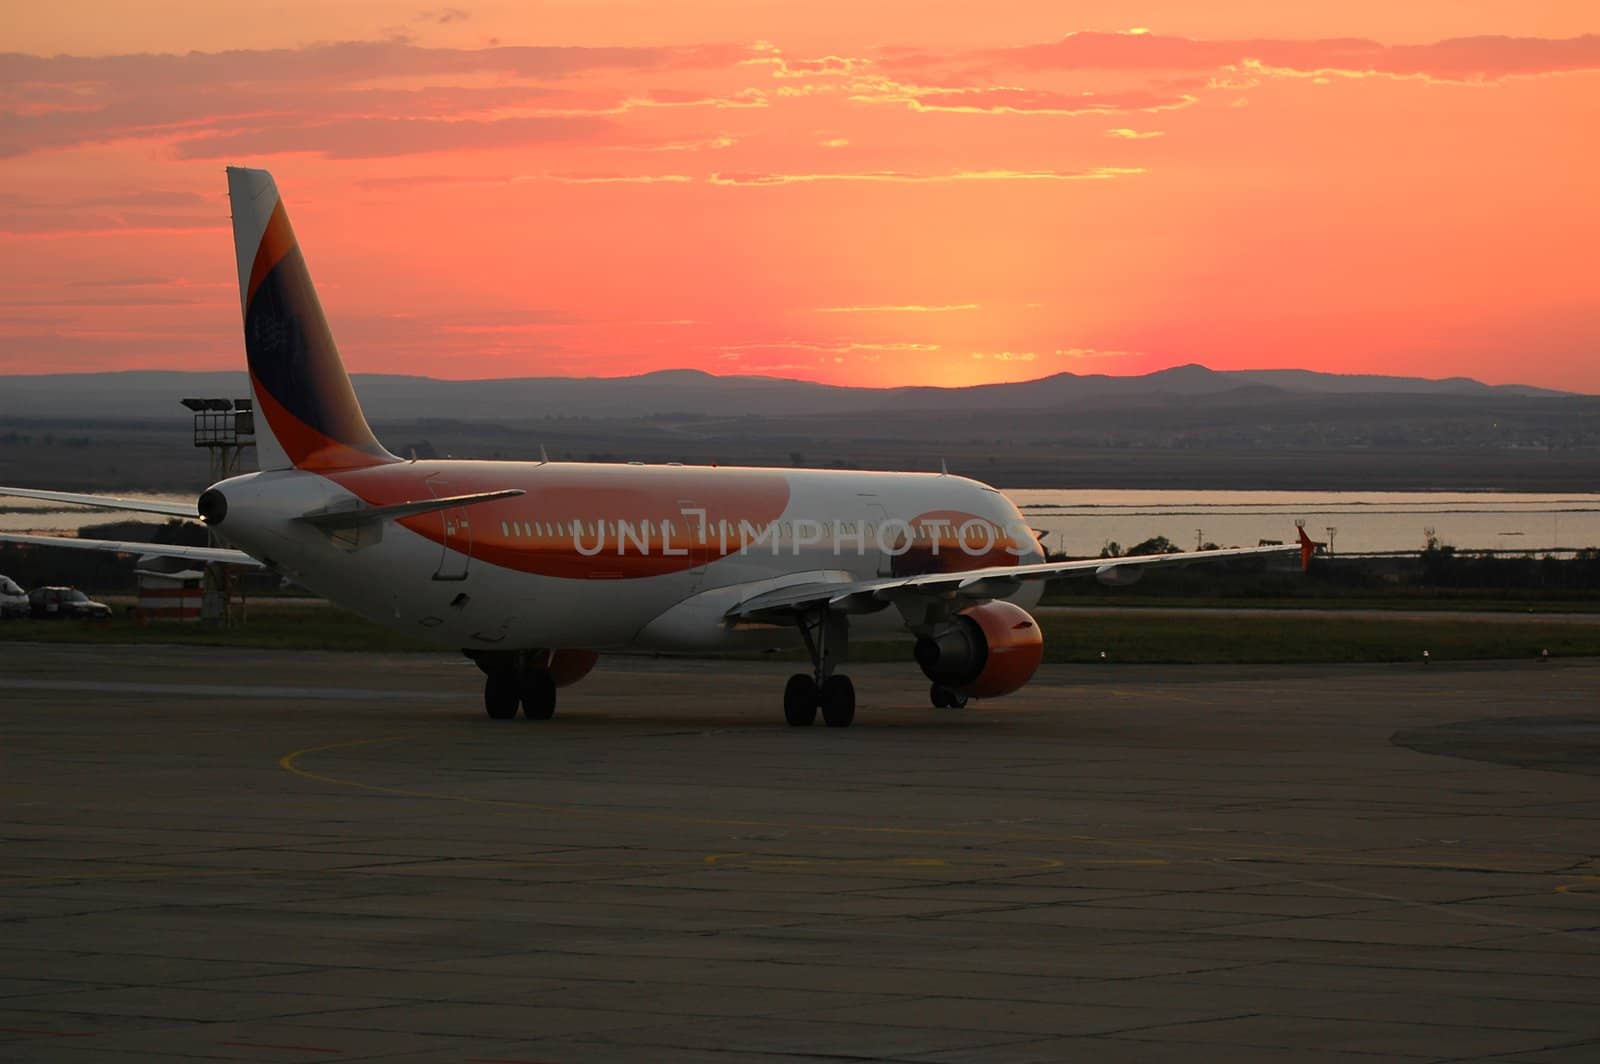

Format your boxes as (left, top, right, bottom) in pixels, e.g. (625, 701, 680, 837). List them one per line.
(518, 668, 557, 720)
(484, 669, 519, 719)
(472, 650, 558, 721)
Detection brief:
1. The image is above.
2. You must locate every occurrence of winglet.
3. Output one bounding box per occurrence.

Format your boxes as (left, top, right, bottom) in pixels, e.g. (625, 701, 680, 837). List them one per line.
(1297, 523, 1318, 570)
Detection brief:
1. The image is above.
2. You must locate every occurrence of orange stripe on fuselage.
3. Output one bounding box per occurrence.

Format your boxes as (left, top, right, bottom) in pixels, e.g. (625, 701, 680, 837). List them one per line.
(325, 463, 793, 580)
(889, 509, 1033, 575)
(246, 202, 296, 309)
(251, 373, 395, 472)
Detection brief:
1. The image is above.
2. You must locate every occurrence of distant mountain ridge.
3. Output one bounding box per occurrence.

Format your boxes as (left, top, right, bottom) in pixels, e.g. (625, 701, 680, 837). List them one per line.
(0, 364, 1569, 423)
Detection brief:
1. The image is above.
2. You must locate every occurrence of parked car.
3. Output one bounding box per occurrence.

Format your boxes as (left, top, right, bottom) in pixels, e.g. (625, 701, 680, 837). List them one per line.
(28, 586, 113, 620)
(0, 575, 27, 619)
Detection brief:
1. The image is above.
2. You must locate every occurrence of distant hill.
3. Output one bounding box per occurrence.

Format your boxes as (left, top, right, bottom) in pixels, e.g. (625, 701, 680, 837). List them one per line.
(2, 366, 1595, 493)
(0, 364, 1569, 423)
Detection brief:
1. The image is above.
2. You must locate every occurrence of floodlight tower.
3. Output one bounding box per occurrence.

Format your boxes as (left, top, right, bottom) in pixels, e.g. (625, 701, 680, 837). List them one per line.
(180, 398, 255, 622)
(181, 397, 255, 483)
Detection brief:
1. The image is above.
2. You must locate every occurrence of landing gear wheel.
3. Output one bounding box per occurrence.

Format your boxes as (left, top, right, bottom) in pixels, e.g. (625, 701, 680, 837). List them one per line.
(819, 675, 855, 728)
(519, 669, 557, 720)
(930, 683, 967, 709)
(484, 671, 519, 719)
(783, 674, 818, 727)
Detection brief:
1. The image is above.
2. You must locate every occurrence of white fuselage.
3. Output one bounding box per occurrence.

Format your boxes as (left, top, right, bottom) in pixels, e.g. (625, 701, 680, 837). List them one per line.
(208, 461, 1045, 653)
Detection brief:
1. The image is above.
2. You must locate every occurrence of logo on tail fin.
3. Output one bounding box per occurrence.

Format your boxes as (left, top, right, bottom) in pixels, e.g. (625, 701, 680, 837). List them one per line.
(229, 168, 395, 472)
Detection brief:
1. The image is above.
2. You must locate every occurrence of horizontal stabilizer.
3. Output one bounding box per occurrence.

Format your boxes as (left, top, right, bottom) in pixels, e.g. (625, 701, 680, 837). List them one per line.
(295, 489, 524, 529)
(0, 486, 195, 518)
(0, 532, 262, 568)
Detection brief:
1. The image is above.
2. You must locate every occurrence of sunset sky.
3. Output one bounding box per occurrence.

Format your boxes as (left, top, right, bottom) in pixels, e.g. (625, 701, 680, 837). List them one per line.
(2, 2, 1596, 391)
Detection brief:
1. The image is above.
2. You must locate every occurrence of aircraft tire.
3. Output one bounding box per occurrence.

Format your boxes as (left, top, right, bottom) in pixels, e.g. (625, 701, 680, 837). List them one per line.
(819, 675, 855, 728)
(930, 683, 951, 708)
(484, 672, 519, 719)
(783, 674, 818, 727)
(519, 669, 557, 720)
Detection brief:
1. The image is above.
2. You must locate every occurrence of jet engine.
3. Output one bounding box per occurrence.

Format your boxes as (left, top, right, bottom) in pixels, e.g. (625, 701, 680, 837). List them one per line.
(913, 600, 1043, 699)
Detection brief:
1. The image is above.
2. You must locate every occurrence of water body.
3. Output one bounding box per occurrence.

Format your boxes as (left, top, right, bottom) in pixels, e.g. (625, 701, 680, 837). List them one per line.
(1009, 490, 1600, 556)
(0, 494, 192, 534)
(5, 489, 1599, 556)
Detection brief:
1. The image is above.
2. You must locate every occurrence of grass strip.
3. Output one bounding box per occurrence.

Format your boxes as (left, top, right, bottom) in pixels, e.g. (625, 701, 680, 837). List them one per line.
(3, 605, 1595, 664)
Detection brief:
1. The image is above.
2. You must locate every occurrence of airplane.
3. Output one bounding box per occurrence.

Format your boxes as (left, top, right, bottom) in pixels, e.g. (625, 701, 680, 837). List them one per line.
(0, 167, 1316, 727)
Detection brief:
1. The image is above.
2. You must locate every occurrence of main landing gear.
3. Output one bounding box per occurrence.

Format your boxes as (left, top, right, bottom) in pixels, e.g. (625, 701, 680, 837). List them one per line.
(785, 612, 855, 728)
(929, 683, 968, 709)
(474, 651, 557, 721)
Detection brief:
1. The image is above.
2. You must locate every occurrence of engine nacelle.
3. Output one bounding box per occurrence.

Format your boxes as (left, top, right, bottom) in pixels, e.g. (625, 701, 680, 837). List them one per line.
(535, 649, 599, 689)
(914, 601, 1043, 699)
(1094, 563, 1144, 587)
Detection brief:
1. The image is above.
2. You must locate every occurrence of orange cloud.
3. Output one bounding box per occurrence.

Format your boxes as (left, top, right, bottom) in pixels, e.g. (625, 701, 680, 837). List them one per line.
(817, 304, 980, 313)
(171, 115, 610, 160)
(709, 167, 1143, 185)
(853, 83, 1199, 116)
(0, 41, 750, 157)
(745, 48, 870, 80)
(973, 31, 1600, 82)
(723, 340, 940, 353)
(542, 173, 693, 184)
(0, 190, 221, 237)
(0, 40, 743, 88)
(2, 16, 1596, 393)
(1056, 348, 1141, 360)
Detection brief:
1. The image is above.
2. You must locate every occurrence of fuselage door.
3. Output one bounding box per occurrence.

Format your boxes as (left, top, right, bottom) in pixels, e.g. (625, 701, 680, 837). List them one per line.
(675, 496, 709, 593)
(865, 499, 894, 578)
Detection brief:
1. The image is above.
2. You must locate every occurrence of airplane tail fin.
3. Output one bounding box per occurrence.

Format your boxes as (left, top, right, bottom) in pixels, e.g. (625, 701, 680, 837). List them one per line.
(227, 167, 396, 472)
(1297, 523, 1320, 570)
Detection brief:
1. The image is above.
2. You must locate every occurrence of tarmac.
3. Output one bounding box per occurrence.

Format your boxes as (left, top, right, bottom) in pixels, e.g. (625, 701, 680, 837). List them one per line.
(1, 643, 1598, 1062)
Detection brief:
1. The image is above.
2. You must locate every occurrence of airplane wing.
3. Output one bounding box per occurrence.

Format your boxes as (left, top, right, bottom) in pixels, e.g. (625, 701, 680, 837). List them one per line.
(726, 533, 1316, 624)
(0, 532, 263, 568)
(0, 486, 195, 518)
